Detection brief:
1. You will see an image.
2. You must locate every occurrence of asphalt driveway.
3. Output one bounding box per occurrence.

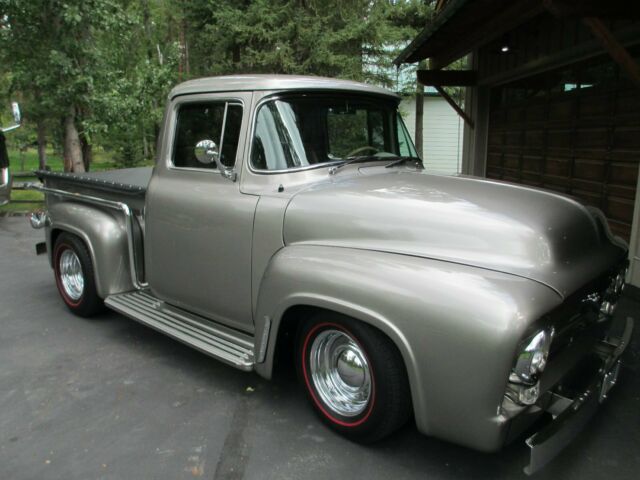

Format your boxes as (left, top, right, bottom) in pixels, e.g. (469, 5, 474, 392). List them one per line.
(1, 216, 638, 480)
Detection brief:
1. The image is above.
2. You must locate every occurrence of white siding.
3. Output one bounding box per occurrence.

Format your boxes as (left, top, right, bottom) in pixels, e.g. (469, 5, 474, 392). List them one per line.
(400, 96, 463, 175)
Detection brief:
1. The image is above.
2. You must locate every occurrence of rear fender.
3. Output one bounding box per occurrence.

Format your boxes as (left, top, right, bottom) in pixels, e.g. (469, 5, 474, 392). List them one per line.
(47, 202, 133, 298)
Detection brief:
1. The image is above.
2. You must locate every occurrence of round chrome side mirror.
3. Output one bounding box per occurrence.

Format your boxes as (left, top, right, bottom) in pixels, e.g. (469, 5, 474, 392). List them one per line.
(194, 139, 219, 165)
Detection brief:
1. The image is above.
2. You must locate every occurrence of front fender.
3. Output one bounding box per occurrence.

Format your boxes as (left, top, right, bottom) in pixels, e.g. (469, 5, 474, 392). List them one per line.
(254, 245, 562, 450)
(47, 201, 133, 298)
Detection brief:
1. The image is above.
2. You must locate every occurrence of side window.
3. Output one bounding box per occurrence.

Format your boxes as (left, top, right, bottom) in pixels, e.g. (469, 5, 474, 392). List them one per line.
(172, 101, 242, 169)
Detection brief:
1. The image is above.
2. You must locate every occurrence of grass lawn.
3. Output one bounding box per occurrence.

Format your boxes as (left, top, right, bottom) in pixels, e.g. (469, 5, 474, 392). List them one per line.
(8, 147, 120, 174)
(1, 147, 140, 214)
(0, 189, 43, 214)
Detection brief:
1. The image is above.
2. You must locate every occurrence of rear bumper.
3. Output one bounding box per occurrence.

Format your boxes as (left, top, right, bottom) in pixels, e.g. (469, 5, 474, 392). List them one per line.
(524, 316, 634, 475)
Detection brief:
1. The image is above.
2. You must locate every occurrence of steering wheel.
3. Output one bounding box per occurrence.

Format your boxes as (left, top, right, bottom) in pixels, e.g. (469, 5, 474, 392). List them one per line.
(344, 145, 379, 158)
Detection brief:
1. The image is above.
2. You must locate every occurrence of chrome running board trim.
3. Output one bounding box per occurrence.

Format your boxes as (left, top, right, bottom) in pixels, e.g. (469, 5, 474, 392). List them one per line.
(106, 290, 255, 371)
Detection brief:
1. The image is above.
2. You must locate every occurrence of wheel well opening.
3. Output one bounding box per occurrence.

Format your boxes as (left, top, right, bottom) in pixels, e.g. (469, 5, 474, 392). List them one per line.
(50, 228, 63, 249)
(271, 305, 321, 380)
(271, 306, 412, 393)
(50, 228, 96, 284)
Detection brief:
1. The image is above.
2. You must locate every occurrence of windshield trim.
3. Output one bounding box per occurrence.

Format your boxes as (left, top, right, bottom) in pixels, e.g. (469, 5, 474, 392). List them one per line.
(247, 92, 404, 175)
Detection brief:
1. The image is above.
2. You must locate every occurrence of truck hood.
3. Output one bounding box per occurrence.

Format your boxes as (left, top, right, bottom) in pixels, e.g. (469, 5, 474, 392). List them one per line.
(283, 172, 626, 297)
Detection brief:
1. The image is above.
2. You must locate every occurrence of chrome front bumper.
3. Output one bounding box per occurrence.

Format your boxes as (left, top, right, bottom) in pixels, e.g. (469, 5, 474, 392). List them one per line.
(524, 317, 634, 475)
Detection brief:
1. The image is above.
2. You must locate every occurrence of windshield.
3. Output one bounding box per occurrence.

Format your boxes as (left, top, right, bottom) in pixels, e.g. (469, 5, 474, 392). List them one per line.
(251, 94, 418, 171)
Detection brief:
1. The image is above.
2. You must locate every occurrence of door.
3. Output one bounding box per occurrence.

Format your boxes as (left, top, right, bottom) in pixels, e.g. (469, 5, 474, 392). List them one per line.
(145, 93, 258, 333)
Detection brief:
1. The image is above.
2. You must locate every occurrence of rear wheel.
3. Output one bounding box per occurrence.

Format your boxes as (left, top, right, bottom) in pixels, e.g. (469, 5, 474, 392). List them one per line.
(296, 313, 411, 442)
(53, 233, 103, 317)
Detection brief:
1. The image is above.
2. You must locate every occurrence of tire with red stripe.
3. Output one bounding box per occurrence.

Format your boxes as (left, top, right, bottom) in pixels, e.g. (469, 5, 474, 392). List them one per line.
(296, 312, 411, 442)
(53, 232, 103, 317)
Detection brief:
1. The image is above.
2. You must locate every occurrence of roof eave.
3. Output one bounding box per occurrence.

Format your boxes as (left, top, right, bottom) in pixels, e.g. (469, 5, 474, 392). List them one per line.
(393, 0, 471, 66)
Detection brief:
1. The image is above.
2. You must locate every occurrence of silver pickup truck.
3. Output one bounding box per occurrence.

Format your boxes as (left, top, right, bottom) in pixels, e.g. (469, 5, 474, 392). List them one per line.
(29, 75, 632, 474)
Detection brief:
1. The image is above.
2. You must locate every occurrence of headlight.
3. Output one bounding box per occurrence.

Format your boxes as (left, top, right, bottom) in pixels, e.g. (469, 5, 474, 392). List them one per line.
(510, 328, 554, 385)
(601, 267, 628, 319)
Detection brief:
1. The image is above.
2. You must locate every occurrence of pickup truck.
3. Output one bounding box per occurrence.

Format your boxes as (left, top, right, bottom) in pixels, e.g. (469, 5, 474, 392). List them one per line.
(29, 75, 633, 474)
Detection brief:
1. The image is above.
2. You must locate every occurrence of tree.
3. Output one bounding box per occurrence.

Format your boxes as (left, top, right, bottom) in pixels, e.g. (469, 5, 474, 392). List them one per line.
(182, 0, 431, 86)
(1, 1, 125, 171)
(89, 0, 180, 168)
(0, 0, 433, 172)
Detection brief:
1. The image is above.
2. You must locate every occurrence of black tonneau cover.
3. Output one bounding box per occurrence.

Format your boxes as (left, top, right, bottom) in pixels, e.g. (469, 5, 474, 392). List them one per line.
(36, 167, 152, 195)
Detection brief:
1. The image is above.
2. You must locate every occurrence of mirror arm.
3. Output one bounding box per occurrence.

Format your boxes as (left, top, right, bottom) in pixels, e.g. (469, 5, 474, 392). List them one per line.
(221, 168, 237, 182)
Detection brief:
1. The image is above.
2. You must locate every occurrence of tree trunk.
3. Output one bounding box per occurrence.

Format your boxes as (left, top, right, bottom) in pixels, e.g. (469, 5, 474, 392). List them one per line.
(81, 134, 92, 172)
(36, 120, 47, 170)
(63, 109, 85, 173)
(143, 0, 153, 61)
(143, 129, 149, 159)
(178, 17, 187, 79)
(185, 38, 190, 76)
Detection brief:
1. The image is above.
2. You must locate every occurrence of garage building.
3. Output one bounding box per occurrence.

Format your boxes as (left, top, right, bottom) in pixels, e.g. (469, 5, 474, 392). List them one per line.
(395, 0, 640, 287)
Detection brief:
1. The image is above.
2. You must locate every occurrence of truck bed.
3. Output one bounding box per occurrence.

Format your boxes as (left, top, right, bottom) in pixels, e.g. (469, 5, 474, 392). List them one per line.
(36, 167, 152, 196)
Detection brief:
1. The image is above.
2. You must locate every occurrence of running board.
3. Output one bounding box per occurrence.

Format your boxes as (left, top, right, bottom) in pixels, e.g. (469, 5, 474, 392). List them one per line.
(105, 290, 255, 371)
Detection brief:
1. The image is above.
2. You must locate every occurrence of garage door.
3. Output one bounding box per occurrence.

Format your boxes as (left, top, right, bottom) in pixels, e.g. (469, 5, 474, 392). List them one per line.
(486, 59, 640, 242)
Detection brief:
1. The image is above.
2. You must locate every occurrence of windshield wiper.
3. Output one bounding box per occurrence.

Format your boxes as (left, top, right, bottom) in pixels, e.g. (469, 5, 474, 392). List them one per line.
(384, 156, 424, 169)
(327, 155, 392, 175)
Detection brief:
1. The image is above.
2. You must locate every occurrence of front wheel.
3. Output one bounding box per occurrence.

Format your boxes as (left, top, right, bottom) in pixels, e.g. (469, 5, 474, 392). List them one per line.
(297, 313, 411, 442)
(53, 232, 103, 317)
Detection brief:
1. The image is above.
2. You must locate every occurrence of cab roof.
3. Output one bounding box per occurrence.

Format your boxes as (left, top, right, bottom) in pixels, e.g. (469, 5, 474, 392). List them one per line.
(169, 74, 400, 100)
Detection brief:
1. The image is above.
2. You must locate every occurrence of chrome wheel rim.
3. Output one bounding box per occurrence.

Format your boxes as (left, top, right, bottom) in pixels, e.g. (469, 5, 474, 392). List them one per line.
(59, 249, 84, 301)
(309, 329, 371, 417)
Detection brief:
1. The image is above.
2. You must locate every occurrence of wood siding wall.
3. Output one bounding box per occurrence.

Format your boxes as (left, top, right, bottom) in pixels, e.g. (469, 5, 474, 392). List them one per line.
(486, 69, 640, 241)
(477, 13, 640, 242)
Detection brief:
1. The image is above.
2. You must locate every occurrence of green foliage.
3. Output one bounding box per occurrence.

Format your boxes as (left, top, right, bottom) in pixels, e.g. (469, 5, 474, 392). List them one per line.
(0, 0, 180, 168)
(88, 0, 180, 167)
(1, 0, 432, 171)
(1, 0, 128, 113)
(184, 0, 431, 86)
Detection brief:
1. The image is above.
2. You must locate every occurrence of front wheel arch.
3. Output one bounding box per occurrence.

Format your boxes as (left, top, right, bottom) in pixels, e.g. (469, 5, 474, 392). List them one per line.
(269, 304, 415, 382)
